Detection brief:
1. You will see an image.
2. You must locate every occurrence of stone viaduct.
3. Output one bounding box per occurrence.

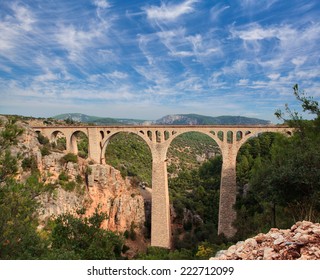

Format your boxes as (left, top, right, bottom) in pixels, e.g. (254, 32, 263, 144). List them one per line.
(32, 124, 293, 248)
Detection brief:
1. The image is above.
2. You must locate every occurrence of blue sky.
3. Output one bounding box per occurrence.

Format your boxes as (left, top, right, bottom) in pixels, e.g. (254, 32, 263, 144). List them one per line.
(0, 0, 319, 122)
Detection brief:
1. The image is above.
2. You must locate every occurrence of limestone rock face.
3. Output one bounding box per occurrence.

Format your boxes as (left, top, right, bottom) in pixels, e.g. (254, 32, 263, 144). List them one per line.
(210, 221, 320, 260)
(38, 188, 84, 220)
(86, 164, 145, 233)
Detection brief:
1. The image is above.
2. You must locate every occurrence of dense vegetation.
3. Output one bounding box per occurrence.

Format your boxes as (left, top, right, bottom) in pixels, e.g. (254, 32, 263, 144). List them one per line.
(234, 85, 320, 239)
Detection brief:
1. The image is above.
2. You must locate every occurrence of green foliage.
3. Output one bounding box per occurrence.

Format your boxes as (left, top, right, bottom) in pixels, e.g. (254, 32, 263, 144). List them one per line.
(75, 132, 88, 159)
(58, 171, 69, 182)
(50, 209, 124, 259)
(0, 117, 24, 148)
(55, 137, 66, 151)
(235, 85, 320, 240)
(61, 153, 78, 164)
(169, 156, 222, 250)
(0, 150, 18, 183)
(21, 156, 38, 172)
(65, 117, 75, 124)
(136, 246, 194, 260)
(37, 133, 49, 145)
(167, 132, 220, 174)
(0, 179, 46, 259)
(40, 146, 51, 156)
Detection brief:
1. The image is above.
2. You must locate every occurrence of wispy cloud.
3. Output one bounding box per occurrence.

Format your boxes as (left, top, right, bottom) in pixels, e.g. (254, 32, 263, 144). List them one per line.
(143, 0, 198, 22)
(210, 4, 230, 22)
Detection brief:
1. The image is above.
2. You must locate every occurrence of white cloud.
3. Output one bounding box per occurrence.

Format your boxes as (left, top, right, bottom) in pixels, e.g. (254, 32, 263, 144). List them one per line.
(210, 4, 230, 22)
(291, 56, 307, 67)
(11, 3, 35, 32)
(93, 0, 110, 9)
(232, 24, 277, 41)
(56, 25, 99, 56)
(34, 71, 59, 82)
(143, 0, 198, 22)
(237, 79, 249, 86)
(106, 71, 128, 80)
(0, 3, 35, 53)
(268, 73, 280, 80)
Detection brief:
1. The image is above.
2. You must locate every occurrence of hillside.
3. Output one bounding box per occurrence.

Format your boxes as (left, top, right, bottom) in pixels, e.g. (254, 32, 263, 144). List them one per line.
(53, 113, 149, 125)
(52, 113, 271, 125)
(155, 114, 271, 125)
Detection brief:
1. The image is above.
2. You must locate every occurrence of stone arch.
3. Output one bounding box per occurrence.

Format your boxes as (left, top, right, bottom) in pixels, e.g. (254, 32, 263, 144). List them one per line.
(50, 130, 67, 151)
(100, 130, 105, 140)
(227, 131, 234, 144)
(100, 130, 152, 165)
(236, 131, 243, 141)
(70, 130, 89, 158)
(164, 129, 223, 157)
(166, 130, 222, 168)
(165, 130, 223, 246)
(69, 129, 89, 155)
(236, 128, 293, 155)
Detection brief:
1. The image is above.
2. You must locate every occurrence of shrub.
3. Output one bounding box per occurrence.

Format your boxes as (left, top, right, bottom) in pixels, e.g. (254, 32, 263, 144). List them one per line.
(78, 151, 87, 159)
(40, 146, 51, 156)
(58, 172, 69, 182)
(21, 156, 38, 172)
(37, 133, 49, 145)
(63, 181, 76, 192)
(61, 153, 78, 164)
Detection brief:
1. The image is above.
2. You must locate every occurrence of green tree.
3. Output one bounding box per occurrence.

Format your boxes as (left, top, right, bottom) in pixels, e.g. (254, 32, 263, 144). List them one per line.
(50, 209, 124, 259)
(0, 179, 46, 259)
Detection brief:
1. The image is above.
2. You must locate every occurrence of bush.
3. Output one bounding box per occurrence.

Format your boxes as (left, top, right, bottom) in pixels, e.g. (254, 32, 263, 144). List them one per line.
(63, 181, 76, 192)
(61, 153, 78, 164)
(58, 172, 69, 182)
(21, 156, 38, 172)
(37, 133, 49, 145)
(40, 147, 51, 156)
(78, 151, 87, 159)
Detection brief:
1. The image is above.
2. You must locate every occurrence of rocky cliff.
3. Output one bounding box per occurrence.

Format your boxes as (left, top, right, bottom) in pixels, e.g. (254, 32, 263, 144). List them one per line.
(2, 117, 147, 240)
(211, 221, 320, 260)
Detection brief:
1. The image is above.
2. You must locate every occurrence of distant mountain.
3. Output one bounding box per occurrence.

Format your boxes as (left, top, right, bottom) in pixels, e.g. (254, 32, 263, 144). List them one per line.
(52, 113, 149, 125)
(53, 113, 271, 126)
(155, 114, 271, 125)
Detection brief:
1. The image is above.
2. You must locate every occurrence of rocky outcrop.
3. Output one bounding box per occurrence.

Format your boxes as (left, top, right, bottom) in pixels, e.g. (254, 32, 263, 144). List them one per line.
(211, 221, 320, 260)
(86, 164, 146, 233)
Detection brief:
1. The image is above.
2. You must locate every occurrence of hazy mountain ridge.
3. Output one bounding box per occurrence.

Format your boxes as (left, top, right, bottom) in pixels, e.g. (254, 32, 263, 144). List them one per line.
(53, 113, 271, 125)
(53, 113, 149, 125)
(155, 114, 271, 125)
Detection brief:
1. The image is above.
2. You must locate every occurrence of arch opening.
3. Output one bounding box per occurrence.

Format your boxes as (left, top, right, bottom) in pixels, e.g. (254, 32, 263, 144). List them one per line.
(50, 131, 67, 151)
(70, 131, 89, 159)
(104, 132, 152, 186)
(217, 131, 224, 142)
(166, 131, 222, 249)
(100, 130, 105, 140)
(227, 131, 233, 144)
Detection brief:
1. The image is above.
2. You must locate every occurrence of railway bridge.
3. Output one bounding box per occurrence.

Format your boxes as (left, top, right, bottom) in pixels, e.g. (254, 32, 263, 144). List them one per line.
(32, 124, 293, 248)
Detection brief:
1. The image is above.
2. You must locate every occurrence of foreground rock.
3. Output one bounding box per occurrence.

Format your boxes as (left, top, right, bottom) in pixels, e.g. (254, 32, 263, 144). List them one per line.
(211, 221, 320, 260)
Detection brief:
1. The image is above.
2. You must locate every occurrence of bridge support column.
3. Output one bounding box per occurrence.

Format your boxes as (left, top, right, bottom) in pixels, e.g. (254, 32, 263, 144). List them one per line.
(88, 128, 102, 163)
(218, 144, 238, 238)
(151, 145, 171, 248)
